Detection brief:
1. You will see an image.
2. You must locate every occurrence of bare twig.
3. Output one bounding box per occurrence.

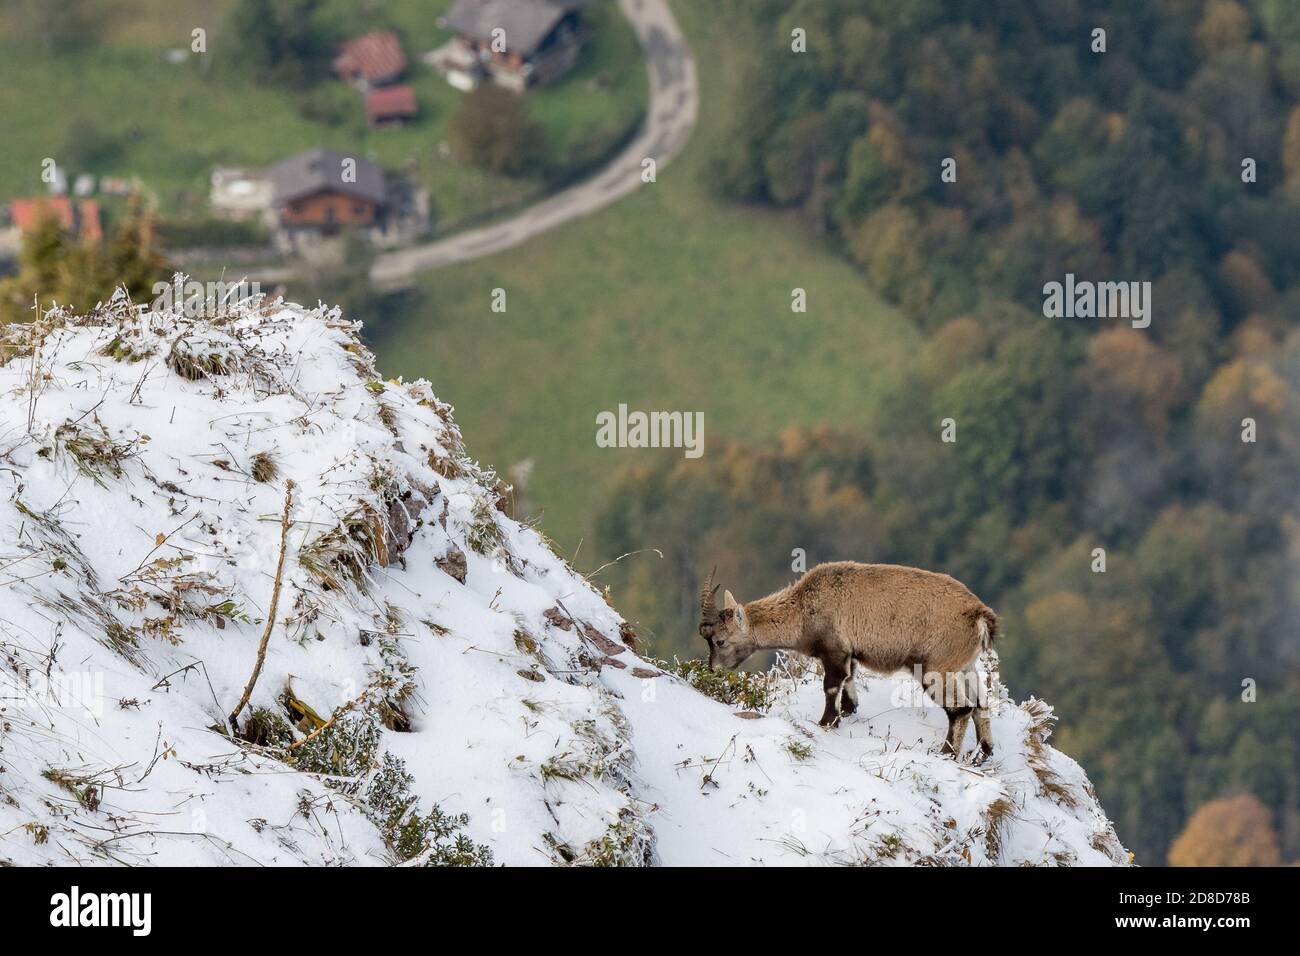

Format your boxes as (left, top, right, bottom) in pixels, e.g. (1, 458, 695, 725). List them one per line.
(228, 480, 295, 733)
(586, 547, 663, 578)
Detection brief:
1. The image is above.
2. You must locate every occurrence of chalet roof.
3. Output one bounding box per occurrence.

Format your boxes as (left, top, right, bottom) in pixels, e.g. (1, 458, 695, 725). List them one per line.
(9, 196, 102, 243)
(332, 31, 407, 85)
(441, 0, 590, 56)
(364, 85, 418, 122)
(10, 196, 74, 232)
(269, 148, 386, 206)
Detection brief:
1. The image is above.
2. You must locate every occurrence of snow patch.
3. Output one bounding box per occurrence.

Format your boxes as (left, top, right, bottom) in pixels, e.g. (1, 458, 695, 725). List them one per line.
(0, 294, 1128, 866)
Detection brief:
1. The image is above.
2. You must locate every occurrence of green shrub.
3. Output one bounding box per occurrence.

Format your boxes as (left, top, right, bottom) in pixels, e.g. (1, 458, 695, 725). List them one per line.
(157, 218, 269, 250)
(365, 752, 494, 866)
(662, 657, 773, 711)
(448, 86, 545, 176)
(292, 711, 492, 865)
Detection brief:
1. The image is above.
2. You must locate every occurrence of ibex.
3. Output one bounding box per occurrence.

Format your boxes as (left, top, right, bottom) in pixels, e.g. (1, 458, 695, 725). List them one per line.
(698, 562, 999, 762)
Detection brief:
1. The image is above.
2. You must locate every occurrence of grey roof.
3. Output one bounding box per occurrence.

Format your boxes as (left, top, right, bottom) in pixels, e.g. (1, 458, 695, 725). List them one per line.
(269, 147, 386, 206)
(442, 0, 590, 56)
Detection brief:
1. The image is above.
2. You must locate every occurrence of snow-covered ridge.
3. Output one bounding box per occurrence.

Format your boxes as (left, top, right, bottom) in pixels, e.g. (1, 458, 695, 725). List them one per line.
(0, 293, 1128, 866)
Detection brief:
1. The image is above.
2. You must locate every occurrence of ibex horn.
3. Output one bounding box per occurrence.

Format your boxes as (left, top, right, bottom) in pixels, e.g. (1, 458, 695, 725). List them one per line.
(700, 566, 720, 624)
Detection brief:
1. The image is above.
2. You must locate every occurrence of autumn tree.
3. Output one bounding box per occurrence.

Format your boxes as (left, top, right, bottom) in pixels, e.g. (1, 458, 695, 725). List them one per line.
(1169, 794, 1282, 866)
(0, 196, 171, 325)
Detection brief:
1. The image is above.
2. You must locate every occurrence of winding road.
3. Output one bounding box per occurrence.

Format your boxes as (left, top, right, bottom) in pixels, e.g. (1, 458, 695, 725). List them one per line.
(369, 0, 697, 286)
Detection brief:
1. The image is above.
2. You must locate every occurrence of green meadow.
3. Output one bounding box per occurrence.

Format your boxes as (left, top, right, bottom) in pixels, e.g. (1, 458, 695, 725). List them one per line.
(0, 0, 645, 227)
(365, 2, 920, 559)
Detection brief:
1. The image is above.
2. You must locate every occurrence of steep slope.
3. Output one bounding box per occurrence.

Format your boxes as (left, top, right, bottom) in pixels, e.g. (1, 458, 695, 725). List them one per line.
(0, 293, 1128, 866)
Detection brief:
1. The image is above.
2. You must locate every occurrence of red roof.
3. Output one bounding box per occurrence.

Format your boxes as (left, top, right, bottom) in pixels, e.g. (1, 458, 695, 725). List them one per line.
(9, 197, 102, 243)
(364, 85, 418, 123)
(332, 32, 407, 85)
(11, 196, 74, 231)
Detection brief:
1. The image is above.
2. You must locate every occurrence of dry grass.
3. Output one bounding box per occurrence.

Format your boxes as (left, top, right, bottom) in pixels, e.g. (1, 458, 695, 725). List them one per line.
(465, 497, 505, 556)
(41, 768, 102, 812)
(1021, 697, 1080, 809)
(429, 450, 465, 479)
(39, 421, 140, 485)
(983, 796, 1015, 862)
(250, 450, 279, 484)
(166, 336, 230, 380)
(298, 505, 387, 592)
(377, 401, 399, 434)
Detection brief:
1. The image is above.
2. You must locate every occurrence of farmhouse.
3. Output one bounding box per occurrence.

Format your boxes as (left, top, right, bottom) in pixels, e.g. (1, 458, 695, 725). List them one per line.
(331, 31, 407, 88)
(433, 0, 591, 92)
(268, 147, 386, 235)
(364, 85, 419, 128)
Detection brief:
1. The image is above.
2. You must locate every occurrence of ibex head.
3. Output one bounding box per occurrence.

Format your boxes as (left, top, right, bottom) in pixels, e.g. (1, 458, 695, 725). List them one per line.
(698, 568, 753, 671)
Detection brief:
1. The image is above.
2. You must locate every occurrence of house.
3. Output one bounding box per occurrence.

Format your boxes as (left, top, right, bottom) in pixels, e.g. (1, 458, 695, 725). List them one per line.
(210, 167, 273, 220)
(331, 31, 407, 89)
(268, 148, 386, 237)
(433, 0, 591, 92)
(364, 85, 419, 128)
(8, 196, 102, 243)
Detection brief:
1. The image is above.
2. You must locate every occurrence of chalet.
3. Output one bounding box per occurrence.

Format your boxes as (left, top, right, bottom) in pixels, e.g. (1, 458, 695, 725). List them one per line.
(331, 31, 407, 89)
(364, 85, 419, 128)
(434, 0, 591, 92)
(268, 148, 386, 235)
(9, 196, 102, 243)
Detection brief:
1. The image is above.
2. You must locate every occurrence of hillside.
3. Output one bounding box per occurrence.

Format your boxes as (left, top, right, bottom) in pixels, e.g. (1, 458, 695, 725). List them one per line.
(0, 295, 1126, 866)
(364, 0, 919, 558)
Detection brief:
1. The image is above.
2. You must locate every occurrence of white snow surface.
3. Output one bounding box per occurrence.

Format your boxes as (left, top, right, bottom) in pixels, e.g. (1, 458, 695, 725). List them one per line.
(0, 295, 1129, 866)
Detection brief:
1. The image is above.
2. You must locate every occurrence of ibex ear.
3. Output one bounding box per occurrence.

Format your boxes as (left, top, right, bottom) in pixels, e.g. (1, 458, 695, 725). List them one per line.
(723, 591, 747, 629)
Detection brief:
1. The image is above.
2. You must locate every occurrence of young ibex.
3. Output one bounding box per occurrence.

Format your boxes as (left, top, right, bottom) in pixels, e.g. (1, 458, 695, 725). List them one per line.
(698, 562, 999, 762)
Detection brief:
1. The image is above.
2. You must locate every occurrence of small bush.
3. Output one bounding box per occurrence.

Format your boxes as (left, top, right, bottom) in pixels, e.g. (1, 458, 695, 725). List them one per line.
(157, 218, 269, 250)
(288, 709, 492, 865)
(663, 657, 773, 711)
(783, 737, 813, 760)
(241, 707, 295, 748)
(365, 752, 494, 866)
(448, 85, 545, 176)
(291, 711, 381, 787)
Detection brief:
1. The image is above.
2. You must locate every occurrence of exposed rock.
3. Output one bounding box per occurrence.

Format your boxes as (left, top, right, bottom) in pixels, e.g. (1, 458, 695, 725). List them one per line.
(435, 544, 467, 583)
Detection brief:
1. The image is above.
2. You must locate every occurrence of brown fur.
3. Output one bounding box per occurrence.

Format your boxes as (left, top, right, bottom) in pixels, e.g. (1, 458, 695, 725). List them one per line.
(700, 562, 999, 762)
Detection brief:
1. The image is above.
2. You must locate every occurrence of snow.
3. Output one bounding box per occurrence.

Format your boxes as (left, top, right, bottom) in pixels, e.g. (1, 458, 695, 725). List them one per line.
(0, 291, 1129, 866)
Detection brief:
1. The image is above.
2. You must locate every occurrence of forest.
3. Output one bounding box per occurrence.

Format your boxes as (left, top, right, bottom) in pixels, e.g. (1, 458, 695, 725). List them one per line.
(595, 0, 1300, 864)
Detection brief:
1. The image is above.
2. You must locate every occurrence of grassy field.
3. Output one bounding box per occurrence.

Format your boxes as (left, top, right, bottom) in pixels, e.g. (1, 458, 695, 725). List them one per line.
(364, 2, 920, 561)
(0, 0, 646, 226)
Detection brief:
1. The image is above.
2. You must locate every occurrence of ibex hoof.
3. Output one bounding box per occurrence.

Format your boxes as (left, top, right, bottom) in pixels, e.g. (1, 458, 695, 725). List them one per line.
(819, 715, 841, 730)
